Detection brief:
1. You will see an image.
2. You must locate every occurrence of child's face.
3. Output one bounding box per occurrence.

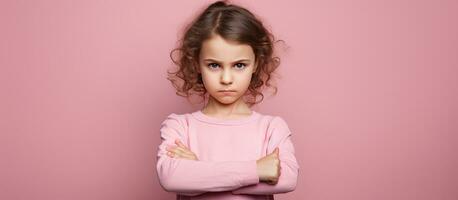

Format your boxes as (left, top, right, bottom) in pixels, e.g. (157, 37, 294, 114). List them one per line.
(198, 34, 257, 105)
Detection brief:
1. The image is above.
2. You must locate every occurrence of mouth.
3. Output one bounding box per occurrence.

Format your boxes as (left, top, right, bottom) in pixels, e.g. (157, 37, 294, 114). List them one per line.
(218, 90, 237, 95)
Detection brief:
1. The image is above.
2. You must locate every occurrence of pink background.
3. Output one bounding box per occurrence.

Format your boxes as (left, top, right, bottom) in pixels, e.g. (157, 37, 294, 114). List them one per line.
(1, 0, 457, 199)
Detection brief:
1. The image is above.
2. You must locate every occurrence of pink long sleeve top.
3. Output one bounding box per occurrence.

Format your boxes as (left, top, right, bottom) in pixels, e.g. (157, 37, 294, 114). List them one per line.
(156, 110, 300, 200)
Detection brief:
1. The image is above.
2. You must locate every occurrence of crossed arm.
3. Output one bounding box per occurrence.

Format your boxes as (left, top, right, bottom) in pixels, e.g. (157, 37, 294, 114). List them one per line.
(156, 114, 299, 196)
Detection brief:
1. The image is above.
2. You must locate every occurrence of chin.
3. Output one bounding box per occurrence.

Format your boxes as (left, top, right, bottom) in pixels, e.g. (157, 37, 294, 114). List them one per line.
(215, 98, 236, 105)
(214, 95, 241, 105)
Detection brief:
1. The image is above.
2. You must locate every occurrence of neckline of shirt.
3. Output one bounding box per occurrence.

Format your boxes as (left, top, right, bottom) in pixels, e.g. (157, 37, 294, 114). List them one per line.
(191, 110, 260, 125)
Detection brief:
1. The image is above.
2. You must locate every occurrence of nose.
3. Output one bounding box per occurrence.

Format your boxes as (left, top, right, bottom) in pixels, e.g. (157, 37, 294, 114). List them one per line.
(220, 68, 233, 85)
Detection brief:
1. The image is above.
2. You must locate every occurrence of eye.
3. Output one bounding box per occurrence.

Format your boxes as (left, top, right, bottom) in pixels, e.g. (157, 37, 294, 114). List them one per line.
(234, 63, 246, 69)
(207, 63, 220, 69)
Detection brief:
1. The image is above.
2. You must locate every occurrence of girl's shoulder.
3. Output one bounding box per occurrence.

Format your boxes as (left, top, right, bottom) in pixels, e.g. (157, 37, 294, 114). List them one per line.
(160, 112, 192, 125)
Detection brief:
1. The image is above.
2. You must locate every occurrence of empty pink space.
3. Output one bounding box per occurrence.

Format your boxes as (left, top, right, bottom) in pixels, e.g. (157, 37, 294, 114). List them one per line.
(0, 0, 456, 200)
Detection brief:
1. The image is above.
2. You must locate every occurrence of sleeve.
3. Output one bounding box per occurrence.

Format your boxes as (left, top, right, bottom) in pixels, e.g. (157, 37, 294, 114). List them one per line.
(155, 113, 260, 196)
(231, 116, 300, 195)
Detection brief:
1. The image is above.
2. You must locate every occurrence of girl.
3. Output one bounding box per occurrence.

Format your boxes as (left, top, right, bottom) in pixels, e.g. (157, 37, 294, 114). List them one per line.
(156, 1, 299, 199)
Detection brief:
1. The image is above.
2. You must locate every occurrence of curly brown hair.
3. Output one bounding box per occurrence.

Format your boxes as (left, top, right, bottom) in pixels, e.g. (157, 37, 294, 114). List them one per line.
(167, 0, 285, 107)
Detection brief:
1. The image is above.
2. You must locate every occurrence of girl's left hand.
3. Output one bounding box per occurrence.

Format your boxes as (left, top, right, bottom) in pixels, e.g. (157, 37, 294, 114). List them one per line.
(166, 139, 199, 161)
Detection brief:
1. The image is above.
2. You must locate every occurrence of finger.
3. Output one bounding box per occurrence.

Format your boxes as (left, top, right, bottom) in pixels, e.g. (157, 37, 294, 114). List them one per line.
(166, 145, 175, 152)
(270, 147, 279, 156)
(167, 146, 184, 156)
(175, 139, 189, 149)
(169, 149, 186, 159)
(167, 149, 193, 160)
(166, 147, 182, 158)
(174, 150, 197, 160)
(166, 145, 185, 154)
(176, 145, 197, 157)
(179, 154, 196, 160)
(167, 145, 197, 159)
(174, 148, 197, 160)
(173, 146, 193, 155)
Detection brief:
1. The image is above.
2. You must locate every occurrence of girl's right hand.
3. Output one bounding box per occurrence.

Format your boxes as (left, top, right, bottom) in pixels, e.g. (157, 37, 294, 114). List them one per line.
(256, 147, 281, 185)
(166, 139, 199, 161)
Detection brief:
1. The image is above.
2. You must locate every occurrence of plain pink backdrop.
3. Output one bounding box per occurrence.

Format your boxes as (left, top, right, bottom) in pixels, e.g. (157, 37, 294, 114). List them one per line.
(1, 0, 457, 199)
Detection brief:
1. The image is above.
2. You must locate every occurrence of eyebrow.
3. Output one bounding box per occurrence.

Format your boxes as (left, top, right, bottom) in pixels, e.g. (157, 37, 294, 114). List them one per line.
(203, 58, 251, 63)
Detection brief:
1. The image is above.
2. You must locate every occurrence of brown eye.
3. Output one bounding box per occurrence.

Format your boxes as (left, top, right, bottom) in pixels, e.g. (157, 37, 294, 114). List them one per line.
(208, 63, 219, 69)
(234, 63, 246, 69)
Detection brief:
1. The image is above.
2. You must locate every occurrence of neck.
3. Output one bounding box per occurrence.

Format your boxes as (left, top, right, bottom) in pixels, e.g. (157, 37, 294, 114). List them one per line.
(202, 95, 252, 117)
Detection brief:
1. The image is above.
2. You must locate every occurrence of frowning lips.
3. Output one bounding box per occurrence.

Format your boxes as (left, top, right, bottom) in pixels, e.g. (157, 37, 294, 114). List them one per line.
(218, 89, 236, 92)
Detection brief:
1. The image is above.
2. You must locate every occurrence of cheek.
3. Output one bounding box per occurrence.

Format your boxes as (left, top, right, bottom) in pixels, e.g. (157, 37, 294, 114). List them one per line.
(201, 73, 218, 89)
(240, 74, 253, 86)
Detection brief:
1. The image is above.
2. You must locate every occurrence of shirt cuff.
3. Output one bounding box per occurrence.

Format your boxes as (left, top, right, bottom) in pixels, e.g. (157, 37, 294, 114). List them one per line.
(237, 160, 260, 186)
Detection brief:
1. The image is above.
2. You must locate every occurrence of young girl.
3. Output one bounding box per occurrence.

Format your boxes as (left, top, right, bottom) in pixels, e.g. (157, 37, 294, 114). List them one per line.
(156, 1, 299, 199)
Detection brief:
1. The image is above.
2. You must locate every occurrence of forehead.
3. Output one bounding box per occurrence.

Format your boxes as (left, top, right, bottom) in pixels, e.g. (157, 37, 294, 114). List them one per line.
(199, 34, 254, 61)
